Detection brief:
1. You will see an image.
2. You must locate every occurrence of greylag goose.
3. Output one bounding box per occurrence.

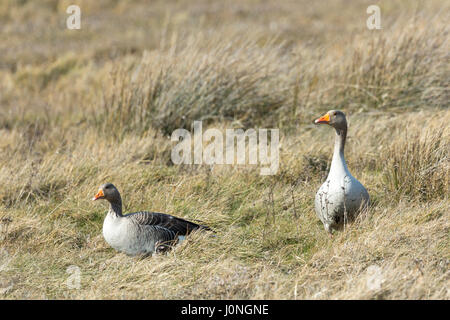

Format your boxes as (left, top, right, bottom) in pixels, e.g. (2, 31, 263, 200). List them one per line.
(92, 183, 211, 256)
(314, 110, 369, 234)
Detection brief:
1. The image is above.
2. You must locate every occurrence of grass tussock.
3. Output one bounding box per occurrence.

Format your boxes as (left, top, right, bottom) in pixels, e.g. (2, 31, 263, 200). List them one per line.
(0, 0, 448, 299)
(383, 128, 449, 201)
(96, 20, 449, 136)
(97, 37, 291, 136)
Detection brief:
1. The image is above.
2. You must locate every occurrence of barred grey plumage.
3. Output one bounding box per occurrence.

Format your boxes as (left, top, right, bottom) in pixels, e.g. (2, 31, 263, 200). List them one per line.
(93, 183, 211, 256)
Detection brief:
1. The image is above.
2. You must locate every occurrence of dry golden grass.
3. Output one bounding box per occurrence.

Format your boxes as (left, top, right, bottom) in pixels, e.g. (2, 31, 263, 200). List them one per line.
(0, 0, 448, 299)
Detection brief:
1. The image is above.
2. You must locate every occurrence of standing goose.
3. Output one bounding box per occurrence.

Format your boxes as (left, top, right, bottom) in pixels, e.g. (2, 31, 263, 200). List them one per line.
(92, 183, 211, 256)
(314, 110, 369, 234)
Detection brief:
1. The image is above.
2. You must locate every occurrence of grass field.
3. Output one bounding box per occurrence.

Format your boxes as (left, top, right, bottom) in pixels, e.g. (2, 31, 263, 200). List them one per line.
(0, 0, 448, 299)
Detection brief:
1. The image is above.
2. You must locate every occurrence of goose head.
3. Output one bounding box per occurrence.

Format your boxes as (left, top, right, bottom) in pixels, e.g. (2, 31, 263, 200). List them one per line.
(314, 110, 347, 131)
(92, 183, 121, 203)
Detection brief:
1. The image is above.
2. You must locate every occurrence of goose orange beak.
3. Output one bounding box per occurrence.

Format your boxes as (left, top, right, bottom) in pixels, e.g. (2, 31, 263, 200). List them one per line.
(92, 189, 104, 201)
(314, 113, 330, 124)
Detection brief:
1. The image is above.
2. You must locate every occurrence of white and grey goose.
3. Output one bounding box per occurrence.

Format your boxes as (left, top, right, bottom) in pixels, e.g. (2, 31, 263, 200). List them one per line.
(92, 183, 211, 256)
(314, 110, 369, 234)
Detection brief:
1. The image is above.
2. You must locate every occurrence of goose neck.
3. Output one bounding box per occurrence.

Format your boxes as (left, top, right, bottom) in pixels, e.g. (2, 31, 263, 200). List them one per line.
(330, 127, 348, 174)
(108, 199, 123, 217)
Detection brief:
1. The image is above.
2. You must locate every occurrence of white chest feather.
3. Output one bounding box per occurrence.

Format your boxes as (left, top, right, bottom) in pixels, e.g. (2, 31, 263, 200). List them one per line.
(315, 151, 369, 231)
(102, 214, 129, 252)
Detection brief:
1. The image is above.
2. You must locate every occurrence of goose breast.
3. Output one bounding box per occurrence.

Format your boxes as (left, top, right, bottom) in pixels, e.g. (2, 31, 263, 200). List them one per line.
(315, 172, 369, 232)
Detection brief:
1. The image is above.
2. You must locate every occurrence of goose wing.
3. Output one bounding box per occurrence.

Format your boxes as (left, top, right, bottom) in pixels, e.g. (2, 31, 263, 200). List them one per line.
(125, 211, 210, 236)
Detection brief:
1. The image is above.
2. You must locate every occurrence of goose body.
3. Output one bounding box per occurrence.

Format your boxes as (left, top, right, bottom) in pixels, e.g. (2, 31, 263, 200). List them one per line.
(314, 110, 369, 233)
(93, 183, 210, 256)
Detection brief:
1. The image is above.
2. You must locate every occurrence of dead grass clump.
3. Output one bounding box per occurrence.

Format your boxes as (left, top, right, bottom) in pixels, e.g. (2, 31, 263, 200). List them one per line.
(94, 15, 449, 138)
(15, 54, 83, 91)
(382, 128, 449, 201)
(97, 37, 291, 136)
(331, 22, 449, 111)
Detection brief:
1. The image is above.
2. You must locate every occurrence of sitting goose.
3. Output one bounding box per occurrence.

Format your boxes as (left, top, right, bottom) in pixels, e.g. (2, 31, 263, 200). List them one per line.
(314, 110, 369, 234)
(92, 183, 211, 256)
